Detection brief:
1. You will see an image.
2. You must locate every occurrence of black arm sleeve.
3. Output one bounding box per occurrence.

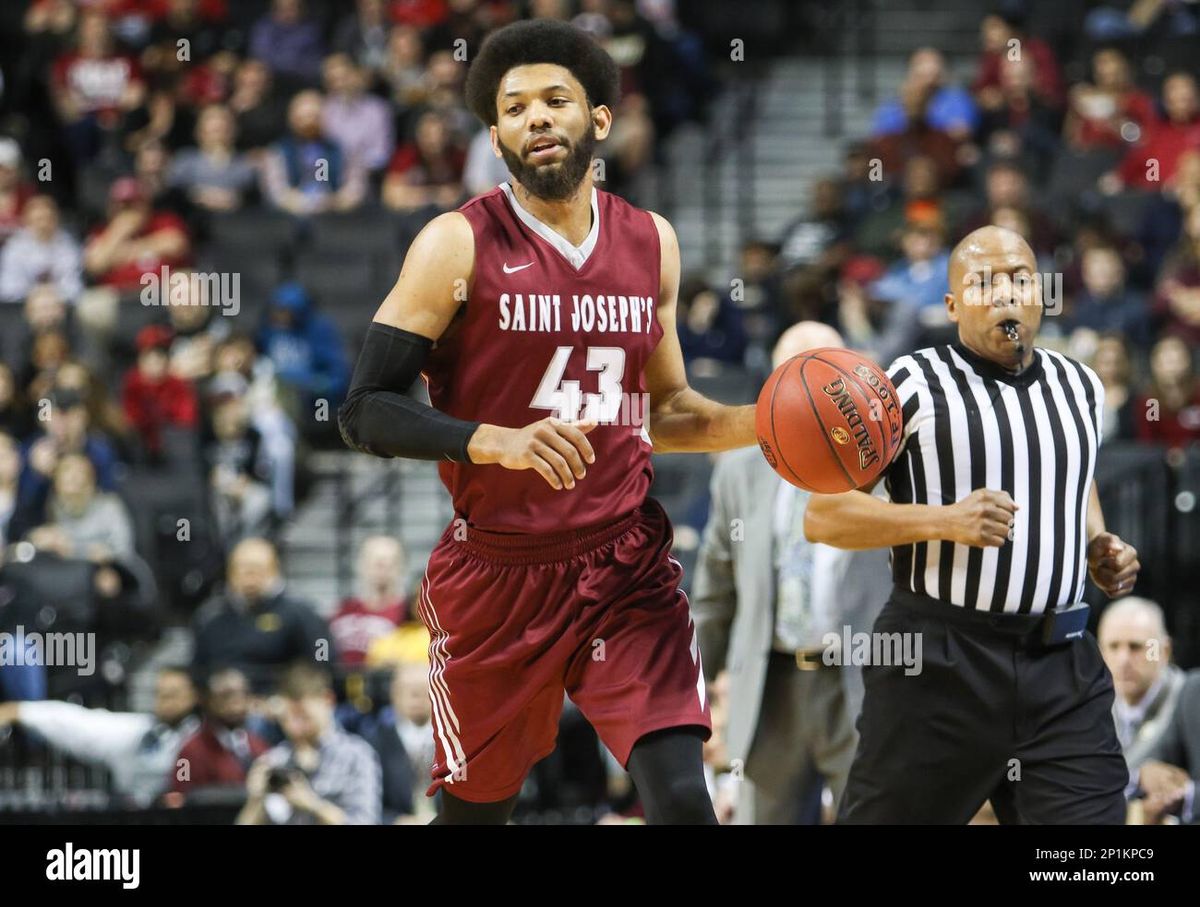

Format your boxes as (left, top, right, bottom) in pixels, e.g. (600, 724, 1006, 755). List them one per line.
(337, 322, 481, 462)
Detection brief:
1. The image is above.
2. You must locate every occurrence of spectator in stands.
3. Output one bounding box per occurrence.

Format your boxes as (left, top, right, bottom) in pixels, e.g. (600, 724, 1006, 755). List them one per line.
(867, 84, 961, 188)
(83, 177, 190, 292)
(1086, 0, 1200, 40)
(167, 104, 259, 213)
(368, 660, 435, 823)
(209, 336, 297, 518)
(1134, 334, 1200, 450)
(382, 110, 465, 213)
(1108, 72, 1200, 192)
(122, 324, 199, 463)
(1099, 598, 1187, 778)
(18, 389, 121, 526)
(833, 253, 887, 358)
(142, 0, 231, 73)
(1136, 670, 1200, 824)
(1064, 246, 1150, 347)
(463, 125, 513, 196)
(228, 59, 289, 154)
(853, 154, 963, 260)
(1138, 149, 1200, 282)
(1155, 199, 1200, 347)
(256, 282, 349, 423)
(859, 217, 951, 365)
(976, 55, 1064, 184)
(249, 0, 326, 86)
(166, 288, 231, 383)
(332, 0, 393, 79)
(262, 90, 367, 216)
(2, 285, 77, 391)
(1064, 47, 1155, 152)
(191, 538, 331, 694)
(237, 663, 381, 825)
(0, 666, 199, 805)
(778, 177, 852, 272)
(0, 140, 35, 250)
(972, 11, 1064, 112)
(1091, 332, 1138, 443)
(50, 10, 146, 162)
(725, 240, 786, 363)
(321, 52, 395, 174)
(961, 159, 1059, 257)
(331, 535, 409, 667)
(202, 388, 274, 542)
(0, 196, 83, 304)
(872, 47, 978, 141)
(32, 452, 134, 569)
(677, 277, 746, 368)
(171, 667, 270, 797)
(838, 141, 890, 230)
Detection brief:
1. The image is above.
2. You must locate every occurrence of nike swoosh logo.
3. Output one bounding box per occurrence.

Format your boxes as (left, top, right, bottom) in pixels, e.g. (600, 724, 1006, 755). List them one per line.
(502, 261, 533, 274)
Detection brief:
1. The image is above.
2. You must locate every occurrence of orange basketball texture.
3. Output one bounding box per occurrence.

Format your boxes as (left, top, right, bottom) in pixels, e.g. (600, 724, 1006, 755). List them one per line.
(755, 348, 904, 493)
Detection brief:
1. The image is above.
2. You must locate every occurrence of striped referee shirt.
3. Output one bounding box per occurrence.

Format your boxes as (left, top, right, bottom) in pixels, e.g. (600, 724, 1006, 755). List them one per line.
(884, 342, 1105, 614)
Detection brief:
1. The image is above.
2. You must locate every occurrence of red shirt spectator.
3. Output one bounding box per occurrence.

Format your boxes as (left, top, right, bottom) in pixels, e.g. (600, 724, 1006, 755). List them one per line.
(331, 535, 410, 666)
(1115, 73, 1200, 189)
(172, 718, 270, 793)
(1066, 49, 1155, 151)
(389, 0, 448, 27)
(84, 176, 190, 290)
(122, 324, 198, 457)
(1134, 336, 1200, 450)
(51, 10, 145, 123)
(972, 13, 1065, 109)
(330, 597, 408, 667)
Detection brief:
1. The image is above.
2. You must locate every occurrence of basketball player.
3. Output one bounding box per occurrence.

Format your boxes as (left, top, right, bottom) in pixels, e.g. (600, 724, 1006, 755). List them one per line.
(338, 20, 756, 824)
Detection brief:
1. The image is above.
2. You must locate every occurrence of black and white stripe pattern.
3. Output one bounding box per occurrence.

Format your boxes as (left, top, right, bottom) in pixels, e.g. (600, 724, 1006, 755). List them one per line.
(884, 343, 1105, 614)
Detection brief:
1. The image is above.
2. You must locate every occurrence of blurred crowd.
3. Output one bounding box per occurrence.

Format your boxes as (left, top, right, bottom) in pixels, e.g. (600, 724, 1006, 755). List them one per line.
(678, 9, 1200, 455)
(0, 0, 717, 824)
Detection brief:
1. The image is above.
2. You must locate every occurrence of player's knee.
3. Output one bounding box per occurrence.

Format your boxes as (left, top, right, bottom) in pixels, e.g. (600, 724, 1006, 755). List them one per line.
(643, 772, 714, 825)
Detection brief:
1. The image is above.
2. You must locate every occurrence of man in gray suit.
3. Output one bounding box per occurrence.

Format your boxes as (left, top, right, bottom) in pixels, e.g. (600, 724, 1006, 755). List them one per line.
(1098, 597, 1186, 776)
(692, 322, 892, 824)
(1137, 671, 1200, 824)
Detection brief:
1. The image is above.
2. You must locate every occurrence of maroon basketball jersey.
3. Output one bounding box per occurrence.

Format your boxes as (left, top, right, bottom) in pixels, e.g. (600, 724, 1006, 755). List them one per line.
(422, 182, 662, 533)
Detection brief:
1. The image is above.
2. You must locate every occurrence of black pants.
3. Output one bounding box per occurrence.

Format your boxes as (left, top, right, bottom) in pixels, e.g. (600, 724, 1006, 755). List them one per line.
(839, 588, 1128, 825)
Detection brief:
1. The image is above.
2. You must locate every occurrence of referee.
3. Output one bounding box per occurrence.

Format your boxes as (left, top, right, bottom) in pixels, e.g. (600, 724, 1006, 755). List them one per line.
(805, 225, 1141, 824)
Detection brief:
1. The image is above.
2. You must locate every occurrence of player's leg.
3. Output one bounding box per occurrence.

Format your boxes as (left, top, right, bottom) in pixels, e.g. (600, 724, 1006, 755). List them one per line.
(564, 499, 715, 824)
(430, 789, 520, 825)
(626, 726, 716, 824)
(416, 529, 576, 812)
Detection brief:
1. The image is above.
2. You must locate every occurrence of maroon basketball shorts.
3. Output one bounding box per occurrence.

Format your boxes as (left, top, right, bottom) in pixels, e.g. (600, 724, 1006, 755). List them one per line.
(415, 497, 711, 803)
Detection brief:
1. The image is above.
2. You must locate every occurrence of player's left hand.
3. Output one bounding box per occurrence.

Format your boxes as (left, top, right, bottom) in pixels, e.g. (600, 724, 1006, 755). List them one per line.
(1087, 532, 1139, 598)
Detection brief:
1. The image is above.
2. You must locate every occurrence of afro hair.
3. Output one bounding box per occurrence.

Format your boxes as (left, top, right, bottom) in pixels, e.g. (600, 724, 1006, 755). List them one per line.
(464, 19, 621, 127)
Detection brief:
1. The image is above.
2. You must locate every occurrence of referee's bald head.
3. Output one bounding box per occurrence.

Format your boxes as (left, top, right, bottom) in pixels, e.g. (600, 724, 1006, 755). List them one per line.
(945, 224, 1042, 372)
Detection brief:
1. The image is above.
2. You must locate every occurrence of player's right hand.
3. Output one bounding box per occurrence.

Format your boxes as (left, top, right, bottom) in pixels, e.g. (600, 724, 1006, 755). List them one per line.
(946, 488, 1018, 548)
(469, 418, 597, 490)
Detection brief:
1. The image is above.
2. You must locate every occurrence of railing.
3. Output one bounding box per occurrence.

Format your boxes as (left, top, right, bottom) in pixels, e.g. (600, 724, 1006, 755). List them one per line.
(1093, 443, 1200, 667)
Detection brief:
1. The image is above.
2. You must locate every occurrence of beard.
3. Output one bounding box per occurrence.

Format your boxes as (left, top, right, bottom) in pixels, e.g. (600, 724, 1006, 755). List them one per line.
(499, 125, 597, 201)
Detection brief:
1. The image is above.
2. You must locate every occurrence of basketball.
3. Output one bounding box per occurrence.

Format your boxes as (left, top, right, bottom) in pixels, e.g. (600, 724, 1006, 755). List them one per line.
(756, 348, 904, 494)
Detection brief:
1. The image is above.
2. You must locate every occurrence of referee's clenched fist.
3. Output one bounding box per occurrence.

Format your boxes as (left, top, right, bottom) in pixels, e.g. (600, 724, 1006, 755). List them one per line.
(948, 489, 1018, 548)
(1088, 533, 1141, 598)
